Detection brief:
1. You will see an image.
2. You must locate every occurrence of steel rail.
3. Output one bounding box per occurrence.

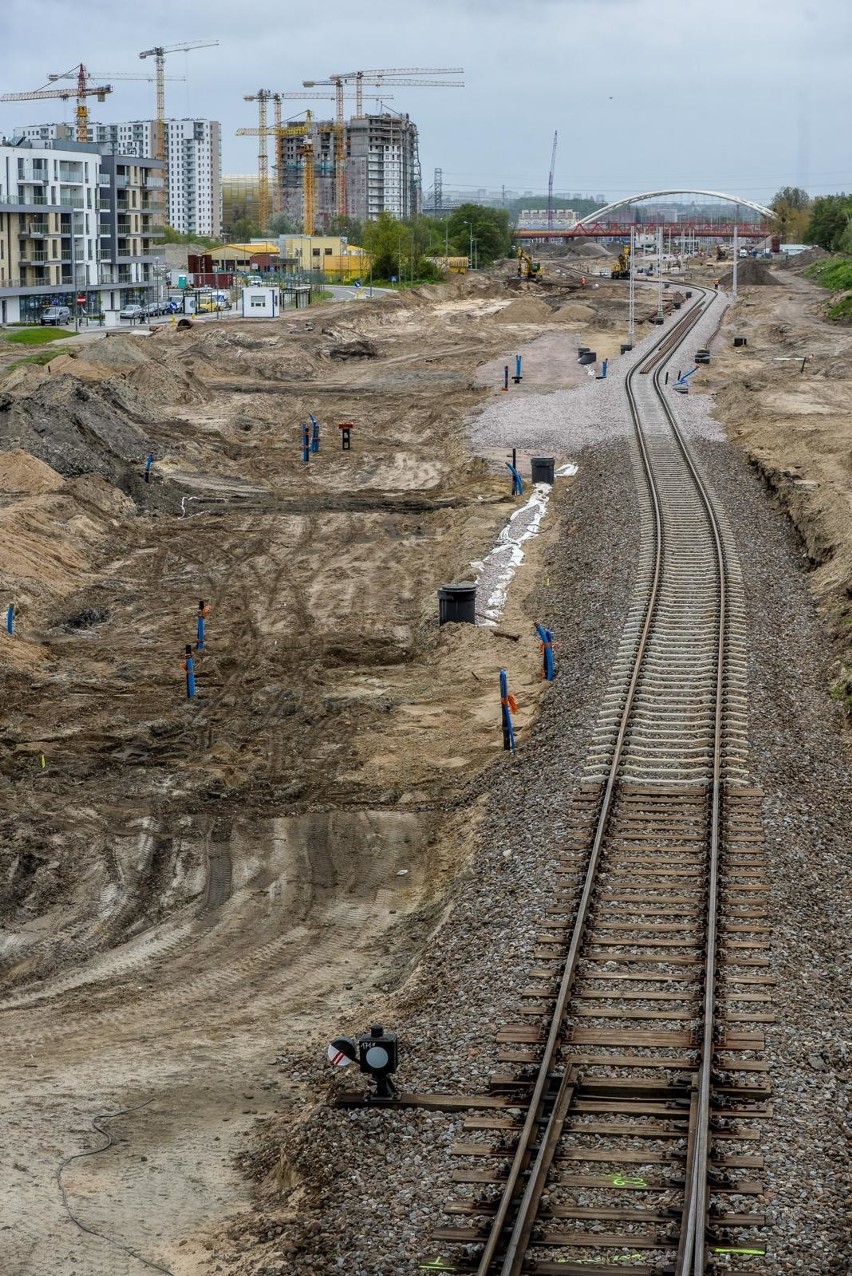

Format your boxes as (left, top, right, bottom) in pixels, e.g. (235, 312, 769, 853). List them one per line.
(475, 290, 714, 1276)
(649, 305, 728, 1276)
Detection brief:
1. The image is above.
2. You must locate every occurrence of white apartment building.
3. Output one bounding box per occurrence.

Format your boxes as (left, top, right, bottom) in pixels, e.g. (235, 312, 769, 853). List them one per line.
(0, 137, 164, 323)
(22, 118, 222, 237)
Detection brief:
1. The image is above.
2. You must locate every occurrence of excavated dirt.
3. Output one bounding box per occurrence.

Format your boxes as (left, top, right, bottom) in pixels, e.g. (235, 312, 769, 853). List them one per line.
(700, 265, 852, 710)
(718, 259, 781, 287)
(0, 268, 637, 1274)
(3, 260, 849, 1274)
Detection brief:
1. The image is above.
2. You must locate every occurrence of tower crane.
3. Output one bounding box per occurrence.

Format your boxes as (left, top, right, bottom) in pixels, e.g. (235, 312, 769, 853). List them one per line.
(241, 90, 274, 231)
(302, 70, 464, 219)
(327, 67, 464, 116)
(239, 94, 392, 232)
(0, 64, 112, 142)
(139, 39, 218, 205)
(547, 130, 558, 230)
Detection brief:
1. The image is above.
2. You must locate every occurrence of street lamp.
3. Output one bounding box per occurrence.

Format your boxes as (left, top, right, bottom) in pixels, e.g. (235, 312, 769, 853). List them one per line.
(463, 220, 474, 271)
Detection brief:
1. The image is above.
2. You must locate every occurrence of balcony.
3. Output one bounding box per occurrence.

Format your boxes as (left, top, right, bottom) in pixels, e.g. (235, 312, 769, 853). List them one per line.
(21, 251, 49, 264)
(20, 222, 50, 238)
(117, 219, 132, 234)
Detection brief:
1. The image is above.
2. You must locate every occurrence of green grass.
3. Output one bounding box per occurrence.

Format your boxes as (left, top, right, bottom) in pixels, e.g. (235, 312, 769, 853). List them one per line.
(3, 350, 62, 376)
(803, 256, 852, 291)
(827, 294, 852, 320)
(3, 326, 75, 345)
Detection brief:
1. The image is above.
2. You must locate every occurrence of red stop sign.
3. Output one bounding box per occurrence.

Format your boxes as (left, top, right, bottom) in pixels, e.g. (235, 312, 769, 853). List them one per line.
(76, 295, 86, 305)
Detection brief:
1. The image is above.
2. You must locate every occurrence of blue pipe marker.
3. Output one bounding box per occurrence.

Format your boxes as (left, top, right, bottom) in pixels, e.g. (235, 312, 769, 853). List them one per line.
(302, 423, 310, 463)
(513, 354, 523, 384)
(600, 358, 608, 379)
(506, 462, 524, 496)
(144, 452, 154, 483)
(535, 623, 555, 680)
(184, 645, 196, 699)
(500, 669, 517, 752)
(6, 603, 14, 636)
(310, 413, 320, 453)
(197, 599, 209, 651)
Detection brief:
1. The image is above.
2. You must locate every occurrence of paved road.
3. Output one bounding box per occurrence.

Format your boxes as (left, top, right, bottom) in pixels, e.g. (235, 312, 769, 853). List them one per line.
(326, 283, 391, 302)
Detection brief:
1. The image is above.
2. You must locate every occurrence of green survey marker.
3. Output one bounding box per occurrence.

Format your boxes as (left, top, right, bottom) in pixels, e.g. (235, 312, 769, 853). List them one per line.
(419, 1261, 457, 1273)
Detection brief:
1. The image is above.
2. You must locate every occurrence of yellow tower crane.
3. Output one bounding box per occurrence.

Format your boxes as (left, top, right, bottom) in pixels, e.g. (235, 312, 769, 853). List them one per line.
(237, 110, 322, 235)
(139, 39, 218, 209)
(241, 90, 273, 231)
(0, 64, 112, 143)
(302, 69, 464, 220)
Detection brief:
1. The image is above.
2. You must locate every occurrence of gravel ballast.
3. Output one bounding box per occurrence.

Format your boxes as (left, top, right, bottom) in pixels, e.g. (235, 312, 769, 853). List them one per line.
(220, 300, 851, 1276)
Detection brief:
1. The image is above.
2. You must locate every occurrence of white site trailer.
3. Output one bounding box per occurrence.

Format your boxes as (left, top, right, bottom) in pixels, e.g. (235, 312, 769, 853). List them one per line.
(240, 286, 280, 318)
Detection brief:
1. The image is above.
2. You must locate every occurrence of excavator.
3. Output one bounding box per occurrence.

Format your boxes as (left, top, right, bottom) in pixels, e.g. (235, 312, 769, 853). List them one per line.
(611, 244, 631, 279)
(517, 248, 543, 280)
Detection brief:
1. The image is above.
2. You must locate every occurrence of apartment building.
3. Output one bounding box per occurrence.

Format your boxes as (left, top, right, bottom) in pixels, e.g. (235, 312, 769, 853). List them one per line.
(23, 118, 222, 237)
(346, 113, 421, 223)
(0, 138, 164, 323)
(275, 112, 421, 230)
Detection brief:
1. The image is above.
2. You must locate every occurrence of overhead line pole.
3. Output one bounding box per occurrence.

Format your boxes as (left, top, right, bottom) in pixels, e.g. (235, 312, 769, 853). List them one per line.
(628, 223, 636, 344)
(657, 225, 664, 319)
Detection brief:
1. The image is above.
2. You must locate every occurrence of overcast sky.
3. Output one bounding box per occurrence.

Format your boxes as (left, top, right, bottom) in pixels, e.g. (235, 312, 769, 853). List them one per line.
(2, 0, 849, 205)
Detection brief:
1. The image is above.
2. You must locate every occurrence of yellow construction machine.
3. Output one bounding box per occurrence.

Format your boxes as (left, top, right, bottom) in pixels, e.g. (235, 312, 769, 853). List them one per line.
(611, 244, 631, 279)
(517, 248, 543, 280)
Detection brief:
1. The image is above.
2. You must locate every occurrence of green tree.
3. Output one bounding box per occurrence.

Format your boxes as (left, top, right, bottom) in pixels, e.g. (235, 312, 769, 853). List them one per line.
(327, 214, 364, 244)
(267, 212, 301, 236)
(362, 211, 403, 279)
(446, 204, 512, 266)
(805, 194, 852, 251)
(771, 187, 811, 242)
(228, 216, 260, 243)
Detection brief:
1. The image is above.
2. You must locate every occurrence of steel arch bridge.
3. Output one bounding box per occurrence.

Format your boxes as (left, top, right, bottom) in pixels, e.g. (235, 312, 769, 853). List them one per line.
(514, 188, 776, 242)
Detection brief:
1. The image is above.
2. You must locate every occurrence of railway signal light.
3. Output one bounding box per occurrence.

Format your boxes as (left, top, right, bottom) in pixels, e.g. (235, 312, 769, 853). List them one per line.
(327, 1024, 400, 1099)
(358, 1024, 398, 1098)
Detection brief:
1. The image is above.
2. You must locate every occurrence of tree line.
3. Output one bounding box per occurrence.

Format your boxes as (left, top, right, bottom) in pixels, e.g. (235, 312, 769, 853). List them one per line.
(772, 186, 852, 253)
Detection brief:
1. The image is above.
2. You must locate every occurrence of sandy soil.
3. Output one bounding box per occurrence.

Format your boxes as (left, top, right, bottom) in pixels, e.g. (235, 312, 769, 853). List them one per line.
(0, 267, 636, 1272)
(701, 265, 852, 712)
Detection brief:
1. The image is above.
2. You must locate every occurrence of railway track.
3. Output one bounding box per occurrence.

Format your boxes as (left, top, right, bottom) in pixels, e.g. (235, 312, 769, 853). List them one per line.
(430, 292, 770, 1275)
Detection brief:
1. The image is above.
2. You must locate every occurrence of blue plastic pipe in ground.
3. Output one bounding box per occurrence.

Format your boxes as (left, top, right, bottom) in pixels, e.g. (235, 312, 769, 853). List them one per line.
(506, 462, 524, 496)
(144, 452, 154, 483)
(500, 668, 516, 753)
(184, 646, 196, 699)
(310, 413, 320, 453)
(197, 600, 208, 651)
(515, 354, 522, 381)
(302, 424, 310, 463)
(535, 623, 555, 680)
(6, 604, 13, 635)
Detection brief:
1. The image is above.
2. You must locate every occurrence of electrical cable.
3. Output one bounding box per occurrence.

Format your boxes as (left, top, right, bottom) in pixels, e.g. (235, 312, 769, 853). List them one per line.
(56, 1099, 175, 1275)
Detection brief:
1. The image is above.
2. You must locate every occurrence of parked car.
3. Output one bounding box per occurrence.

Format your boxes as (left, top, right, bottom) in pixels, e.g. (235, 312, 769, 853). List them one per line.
(40, 306, 71, 325)
(119, 303, 146, 321)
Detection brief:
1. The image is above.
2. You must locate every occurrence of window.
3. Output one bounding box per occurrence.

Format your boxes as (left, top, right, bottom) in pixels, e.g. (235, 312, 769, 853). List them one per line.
(250, 294, 266, 307)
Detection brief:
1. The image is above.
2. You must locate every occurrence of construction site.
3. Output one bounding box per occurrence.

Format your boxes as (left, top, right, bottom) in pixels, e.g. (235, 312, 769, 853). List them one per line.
(0, 226, 850, 1273)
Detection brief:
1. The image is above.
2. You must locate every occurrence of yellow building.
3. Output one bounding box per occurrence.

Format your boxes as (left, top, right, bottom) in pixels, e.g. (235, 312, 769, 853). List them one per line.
(280, 234, 369, 281)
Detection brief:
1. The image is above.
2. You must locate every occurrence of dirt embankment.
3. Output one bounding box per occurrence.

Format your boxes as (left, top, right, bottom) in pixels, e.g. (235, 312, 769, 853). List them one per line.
(704, 268, 852, 714)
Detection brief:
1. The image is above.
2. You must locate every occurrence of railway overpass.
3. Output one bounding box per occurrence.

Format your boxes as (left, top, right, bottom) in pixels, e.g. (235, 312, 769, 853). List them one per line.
(513, 188, 775, 242)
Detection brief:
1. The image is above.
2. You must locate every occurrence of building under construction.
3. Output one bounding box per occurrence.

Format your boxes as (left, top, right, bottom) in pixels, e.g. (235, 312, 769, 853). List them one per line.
(276, 111, 421, 230)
